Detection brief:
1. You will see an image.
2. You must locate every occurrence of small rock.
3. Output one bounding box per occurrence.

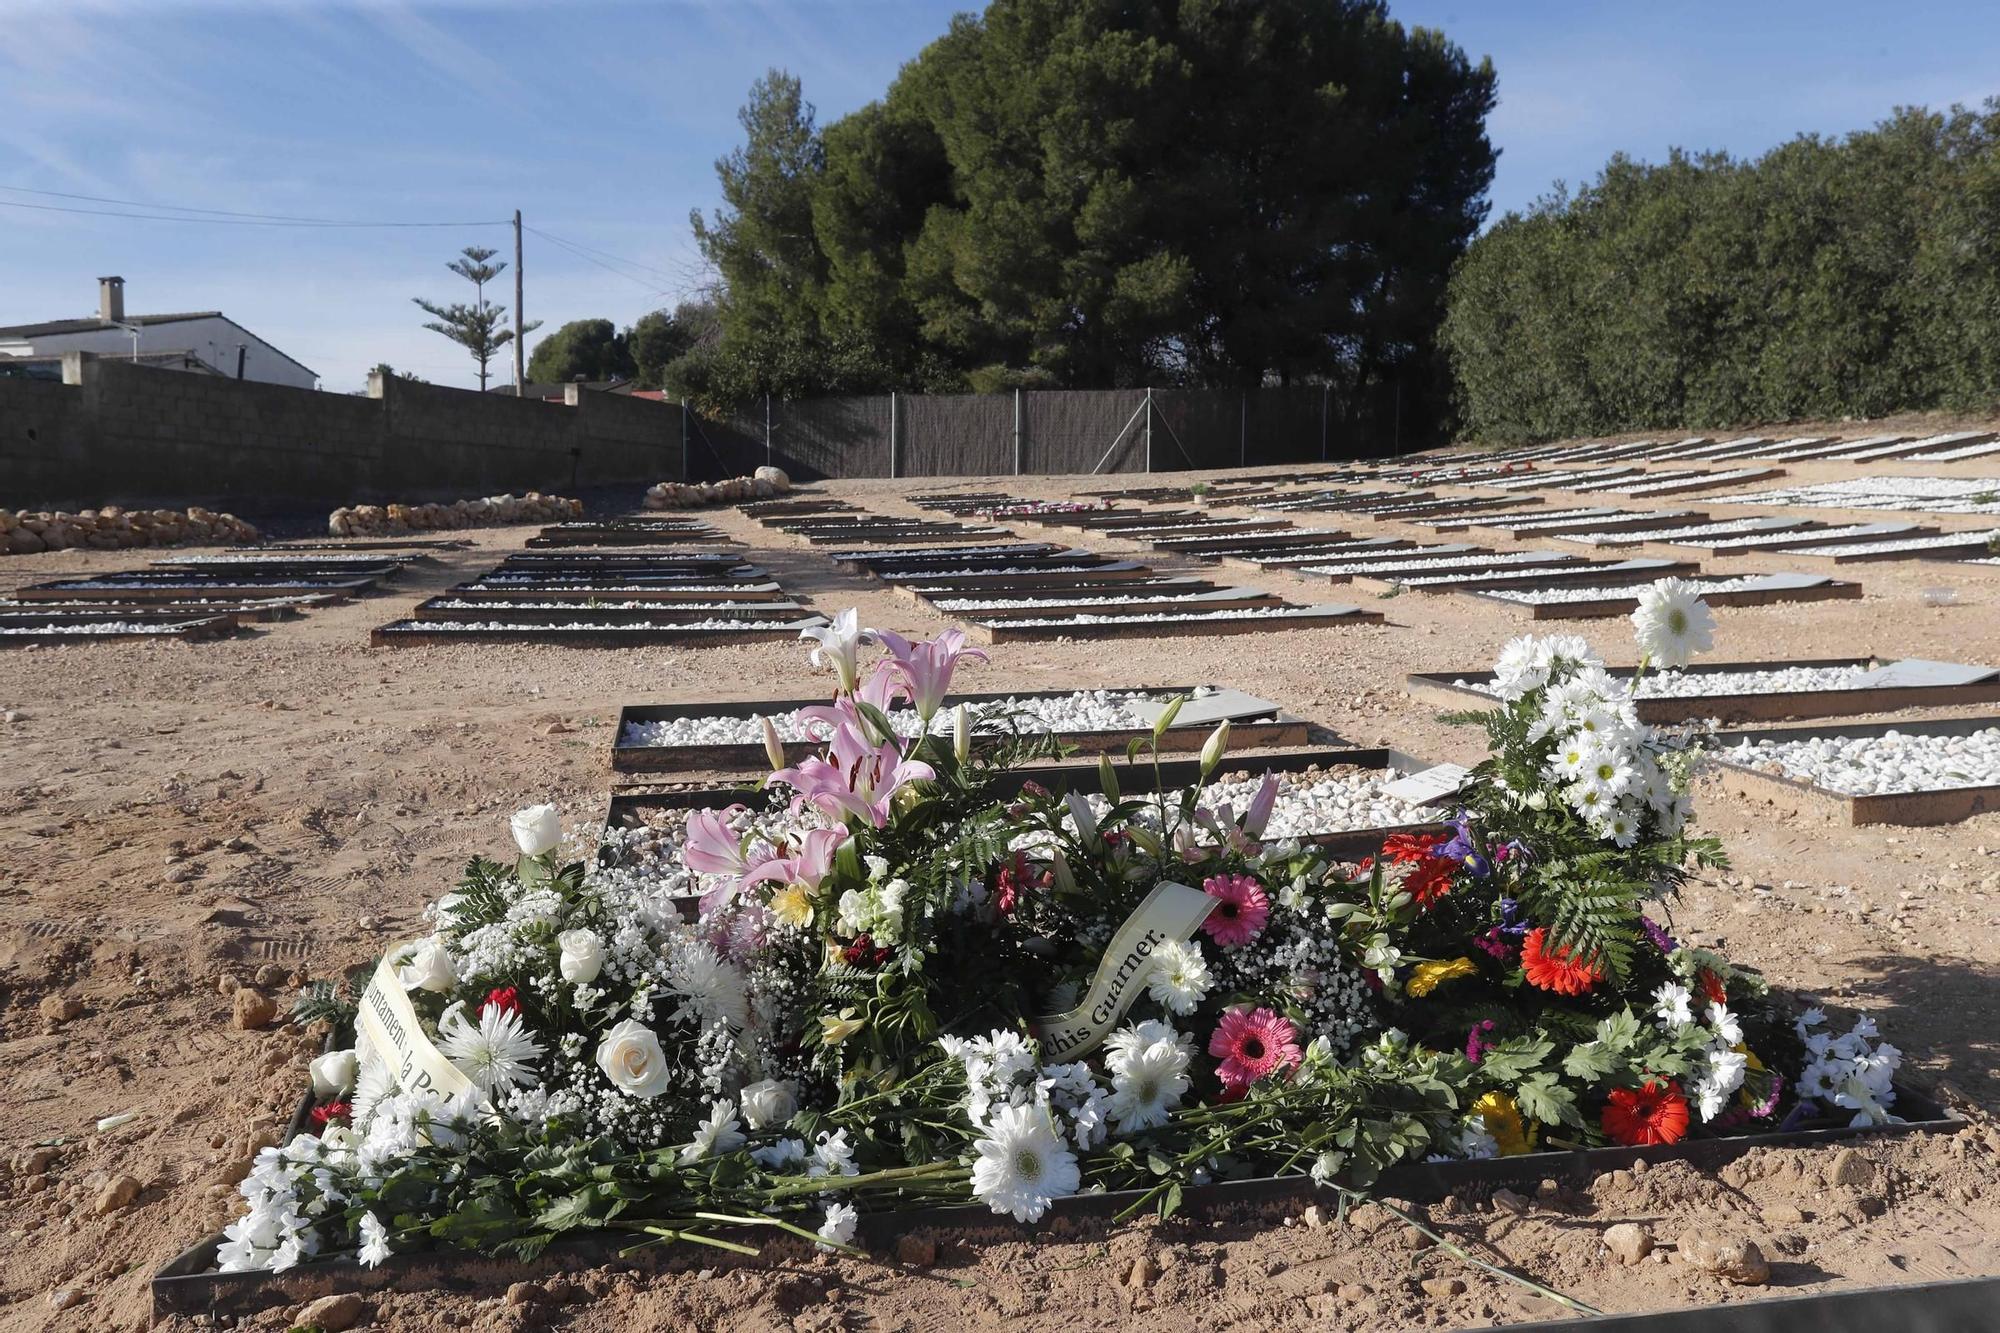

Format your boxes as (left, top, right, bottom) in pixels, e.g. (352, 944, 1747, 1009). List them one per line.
(1677, 1229, 1771, 1285)
(506, 1281, 548, 1306)
(231, 988, 277, 1030)
(1338, 1284, 1371, 1300)
(1490, 1188, 1530, 1216)
(1419, 1277, 1466, 1299)
(895, 1235, 937, 1267)
(297, 1292, 367, 1331)
(544, 721, 572, 735)
(1397, 1225, 1434, 1250)
(1828, 1148, 1875, 1189)
(92, 1174, 142, 1215)
(1761, 1203, 1806, 1226)
(38, 993, 82, 1024)
(47, 1288, 84, 1312)
(1346, 1202, 1395, 1233)
(1127, 1256, 1160, 1288)
(1850, 1194, 1886, 1219)
(254, 963, 287, 988)
(215, 974, 240, 996)
(1302, 1204, 1327, 1229)
(1602, 1222, 1654, 1266)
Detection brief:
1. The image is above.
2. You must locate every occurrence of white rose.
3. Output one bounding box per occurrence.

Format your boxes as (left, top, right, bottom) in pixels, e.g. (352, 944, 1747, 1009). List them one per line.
(510, 803, 562, 858)
(738, 1078, 798, 1130)
(309, 1049, 359, 1098)
(395, 937, 457, 993)
(558, 929, 605, 985)
(836, 889, 869, 936)
(595, 1019, 671, 1098)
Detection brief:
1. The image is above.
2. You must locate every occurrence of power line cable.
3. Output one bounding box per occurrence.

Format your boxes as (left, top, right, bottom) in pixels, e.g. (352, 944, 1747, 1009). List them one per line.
(522, 224, 681, 285)
(0, 190, 506, 229)
(523, 225, 678, 299)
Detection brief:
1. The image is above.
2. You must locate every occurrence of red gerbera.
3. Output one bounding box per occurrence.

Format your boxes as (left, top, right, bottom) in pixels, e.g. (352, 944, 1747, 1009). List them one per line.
(1698, 969, 1728, 1006)
(481, 986, 522, 1017)
(1519, 927, 1604, 996)
(1601, 1079, 1690, 1146)
(1378, 832, 1457, 907)
(1208, 1007, 1302, 1091)
(310, 1101, 352, 1126)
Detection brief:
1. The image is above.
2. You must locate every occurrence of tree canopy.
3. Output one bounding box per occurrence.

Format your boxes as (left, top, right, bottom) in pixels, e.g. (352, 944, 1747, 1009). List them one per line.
(1441, 102, 2000, 443)
(680, 0, 1496, 423)
(526, 318, 636, 385)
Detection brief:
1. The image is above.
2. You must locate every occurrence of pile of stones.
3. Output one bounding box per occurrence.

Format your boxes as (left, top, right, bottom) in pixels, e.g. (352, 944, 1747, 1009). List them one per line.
(327, 493, 582, 537)
(643, 466, 792, 509)
(1, 505, 259, 555)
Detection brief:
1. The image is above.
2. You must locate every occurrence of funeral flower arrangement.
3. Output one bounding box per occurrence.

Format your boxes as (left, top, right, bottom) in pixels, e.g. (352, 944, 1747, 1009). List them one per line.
(225, 582, 1901, 1274)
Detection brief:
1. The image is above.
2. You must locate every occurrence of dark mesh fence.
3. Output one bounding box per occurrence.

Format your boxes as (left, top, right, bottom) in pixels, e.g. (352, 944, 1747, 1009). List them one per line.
(684, 385, 1401, 481)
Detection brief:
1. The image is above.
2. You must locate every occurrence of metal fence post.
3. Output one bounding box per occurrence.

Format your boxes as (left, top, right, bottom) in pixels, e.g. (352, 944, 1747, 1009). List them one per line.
(1240, 390, 1247, 468)
(1320, 384, 1330, 462)
(680, 398, 689, 481)
(889, 391, 899, 478)
(764, 394, 772, 467)
(1013, 388, 1023, 475)
(1143, 388, 1153, 473)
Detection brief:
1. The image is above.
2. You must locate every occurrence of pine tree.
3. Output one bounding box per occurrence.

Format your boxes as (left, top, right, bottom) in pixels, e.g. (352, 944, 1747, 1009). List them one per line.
(414, 246, 541, 391)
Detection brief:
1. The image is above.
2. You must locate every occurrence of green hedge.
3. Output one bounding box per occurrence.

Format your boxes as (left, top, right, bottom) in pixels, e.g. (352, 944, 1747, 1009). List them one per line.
(1441, 103, 2000, 444)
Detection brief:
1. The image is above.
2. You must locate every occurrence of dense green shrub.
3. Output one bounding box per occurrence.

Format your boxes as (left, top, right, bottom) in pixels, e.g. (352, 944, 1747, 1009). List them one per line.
(1442, 103, 2000, 444)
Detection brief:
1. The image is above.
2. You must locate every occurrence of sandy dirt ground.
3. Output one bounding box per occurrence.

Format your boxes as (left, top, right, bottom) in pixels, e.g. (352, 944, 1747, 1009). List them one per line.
(4, 436, 2000, 1331)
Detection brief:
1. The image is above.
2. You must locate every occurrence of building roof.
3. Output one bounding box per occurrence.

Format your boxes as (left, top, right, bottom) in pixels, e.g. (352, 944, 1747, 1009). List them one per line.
(0, 311, 223, 339)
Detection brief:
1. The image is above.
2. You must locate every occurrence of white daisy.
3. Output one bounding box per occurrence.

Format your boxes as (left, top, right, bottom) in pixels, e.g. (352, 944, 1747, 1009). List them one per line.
(1705, 1001, 1743, 1046)
(438, 1003, 545, 1095)
(1653, 981, 1694, 1028)
(1603, 802, 1641, 848)
(1104, 1032, 1194, 1134)
(809, 1128, 859, 1178)
(1144, 939, 1212, 1016)
(665, 935, 750, 1031)
(969, 1102, 1080, 1222)
(677, 1099, 746, 1164)
(816, 1200, 859, 1251)
(1630, 578, 1716, 669)
(357, 1211, 392, 1268)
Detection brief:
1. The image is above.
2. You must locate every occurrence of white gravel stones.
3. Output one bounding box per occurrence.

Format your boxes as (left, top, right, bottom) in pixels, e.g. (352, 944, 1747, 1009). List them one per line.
(1616, 467, 1775, 495)
(934, 592, 1240, 611)
(1464, 507, 1622, 528)
(1701, 523, 1915, 549)
(0, 621, 192, 635)
(1498, 510, 1701, 532)
(1482, 574, 1825, 604)
(1787, 529, 2000, 558)
(1300, 550, 1571, 576)
(430, 599, 787, 612)
(1073, 767, 1433, 841)
(1558, 518, 1804, 546)
(620, 688, 1161, 749)
(1724, 726, 2000, 795)
(1455, 663, 1893, 700)
(981, 604, 1363, 628)
(1728, 477, 2000, 516)
(391, 619, 811, 632)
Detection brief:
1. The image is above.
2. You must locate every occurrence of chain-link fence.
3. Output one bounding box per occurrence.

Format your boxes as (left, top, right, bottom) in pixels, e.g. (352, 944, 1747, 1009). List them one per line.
(681, 384, 1412, 481)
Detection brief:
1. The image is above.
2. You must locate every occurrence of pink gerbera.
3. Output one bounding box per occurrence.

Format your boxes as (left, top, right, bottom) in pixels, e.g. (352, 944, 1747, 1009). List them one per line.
(1200, 874, 1270, 947)
(1208, 1007, 1301, 1091)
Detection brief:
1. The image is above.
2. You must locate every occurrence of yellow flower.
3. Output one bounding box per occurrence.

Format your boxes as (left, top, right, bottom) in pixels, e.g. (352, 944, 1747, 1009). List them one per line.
(819, 1009, 865, 1045)
(769, 884, 814, 928)
(1737, 1046, 1765, 1110)
(1405, 957, 1479, 998)
(1470, 1091, 1538, 1156)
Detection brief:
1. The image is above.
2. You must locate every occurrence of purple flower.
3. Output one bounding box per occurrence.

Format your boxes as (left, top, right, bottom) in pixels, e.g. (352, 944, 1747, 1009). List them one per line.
(1639, 916, 1677, 954)
(1437, 812, 1491, 878)
(1473, 927, 1514, 961)
(1465, 1019, 1498, 1063)
(1496, 898, 1530, 936)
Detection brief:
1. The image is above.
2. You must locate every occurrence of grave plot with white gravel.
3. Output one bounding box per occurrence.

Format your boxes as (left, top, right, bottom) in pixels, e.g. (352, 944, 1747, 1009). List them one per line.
(370, 615, 832, 648)
(1472, 508, 1710, 538)
(1556, 516, 1811, 547)
(1464, 571, 1861, 618)
(1300, 549, 1575, 579)
(1444, 506, 1620, 530)
(1776, 528, 2000, 563)
(612, 685, 1305, 775)
(1479, 467, 1642, 490)
(1608, 467, 1783, 496)
(409, 597, 812, 625)
(0, 611, 238, 644)
(1347, 556, 1695, 592)
(1711, 719, 2000, 825)
(965, 601, 1383, 642)
(1698, 522, 1933, 553)
(1412, 657, 2000, 724)
(1725, 476, 2000, 517)
(927, 585, 1284, 619)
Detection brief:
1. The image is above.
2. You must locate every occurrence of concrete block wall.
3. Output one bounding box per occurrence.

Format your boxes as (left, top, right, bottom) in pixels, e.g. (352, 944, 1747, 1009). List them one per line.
(0, 357, 684, 512)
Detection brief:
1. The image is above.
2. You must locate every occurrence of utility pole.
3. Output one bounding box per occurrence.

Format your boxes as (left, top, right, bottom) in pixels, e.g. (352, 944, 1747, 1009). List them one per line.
(513, 209, 525, 397)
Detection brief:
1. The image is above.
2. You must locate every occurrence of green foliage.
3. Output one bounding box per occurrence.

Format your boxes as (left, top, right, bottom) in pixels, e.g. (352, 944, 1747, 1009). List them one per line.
(687, 3, 1497, 428)
(526, 318, 637, 385)
(1443, 101, 2000, 442)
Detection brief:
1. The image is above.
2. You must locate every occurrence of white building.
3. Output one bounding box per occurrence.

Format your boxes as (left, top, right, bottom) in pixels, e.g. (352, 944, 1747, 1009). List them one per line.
(0, 277, 317, 389)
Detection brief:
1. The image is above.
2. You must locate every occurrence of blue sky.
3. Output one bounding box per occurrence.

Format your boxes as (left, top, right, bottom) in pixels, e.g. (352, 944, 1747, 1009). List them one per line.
(3, 1, 1996, 393)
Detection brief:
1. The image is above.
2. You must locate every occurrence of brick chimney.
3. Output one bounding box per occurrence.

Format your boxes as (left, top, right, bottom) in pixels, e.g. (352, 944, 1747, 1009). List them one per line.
(98, 276, 125, 323)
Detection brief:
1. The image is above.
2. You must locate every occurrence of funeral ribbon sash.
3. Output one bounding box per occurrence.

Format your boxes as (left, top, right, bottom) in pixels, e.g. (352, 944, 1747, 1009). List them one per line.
(356, 946, 474, 1102)
(1032, 881, 1216, 1060)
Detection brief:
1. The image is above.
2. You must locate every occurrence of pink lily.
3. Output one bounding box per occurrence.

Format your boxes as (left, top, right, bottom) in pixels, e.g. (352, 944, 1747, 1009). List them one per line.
(745, 826, 849, 893)
(798, 660, 907, 743)
(800, 609, 875, 695)
(772, 721, 935, 827)
(1241, 772, 1281, 839)
(875, 628, 987, 721)
(682, 805, 753, 913)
